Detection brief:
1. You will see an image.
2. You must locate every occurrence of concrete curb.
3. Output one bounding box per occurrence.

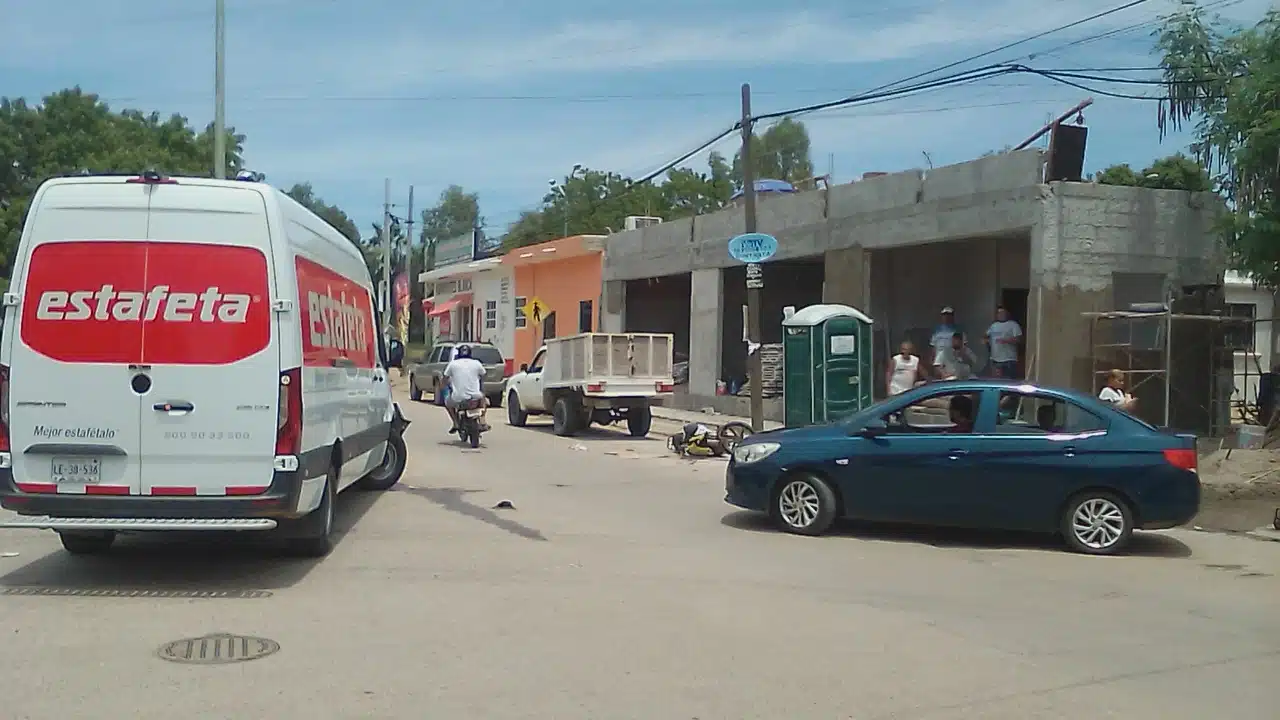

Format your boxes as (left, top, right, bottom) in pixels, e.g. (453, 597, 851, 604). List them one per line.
(1244, 527, 1280, 543)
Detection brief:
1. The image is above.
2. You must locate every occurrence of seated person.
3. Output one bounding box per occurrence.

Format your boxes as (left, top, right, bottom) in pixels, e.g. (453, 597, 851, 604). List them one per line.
(947, 394, 975, 433)
(1036, 404, 1061, 432)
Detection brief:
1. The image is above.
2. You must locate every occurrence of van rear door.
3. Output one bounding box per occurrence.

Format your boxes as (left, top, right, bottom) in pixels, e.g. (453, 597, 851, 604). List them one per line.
(137, 184, 280, 497)
(9, 182, 151, 496)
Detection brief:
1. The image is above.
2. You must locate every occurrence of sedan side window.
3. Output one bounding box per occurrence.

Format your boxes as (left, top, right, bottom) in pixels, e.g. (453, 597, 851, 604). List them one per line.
(994, 392, 1107, 434)
(883, 391, 982, 434)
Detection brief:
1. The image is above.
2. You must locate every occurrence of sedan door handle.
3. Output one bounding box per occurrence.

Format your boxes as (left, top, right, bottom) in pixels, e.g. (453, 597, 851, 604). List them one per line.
(1062, 445, 1077, 457)
(947, 449, 969, 460)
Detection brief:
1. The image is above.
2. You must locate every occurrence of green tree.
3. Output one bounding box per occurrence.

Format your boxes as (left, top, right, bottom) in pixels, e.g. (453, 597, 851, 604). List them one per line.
(732, 117, 815, 187)
(503, 152, 737, 248)
(285, 183, 361, 244)
(0, 87, 242, 285)
(420, 185, 482, 270)
(1094, 154, 1212, 191)
(1155, 4, 1279, 282)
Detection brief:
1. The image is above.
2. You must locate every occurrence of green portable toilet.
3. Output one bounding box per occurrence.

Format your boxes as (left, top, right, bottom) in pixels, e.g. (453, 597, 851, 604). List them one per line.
(782, 304, 874, 427)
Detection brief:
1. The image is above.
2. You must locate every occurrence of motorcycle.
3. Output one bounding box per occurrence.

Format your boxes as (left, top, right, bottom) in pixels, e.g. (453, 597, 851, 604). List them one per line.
(667, 420, 753, 458)
(456, 397, 487, 448)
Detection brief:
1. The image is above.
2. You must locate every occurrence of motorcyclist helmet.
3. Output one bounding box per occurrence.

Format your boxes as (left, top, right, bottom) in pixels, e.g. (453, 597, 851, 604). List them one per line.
(455, 344, 472, 359)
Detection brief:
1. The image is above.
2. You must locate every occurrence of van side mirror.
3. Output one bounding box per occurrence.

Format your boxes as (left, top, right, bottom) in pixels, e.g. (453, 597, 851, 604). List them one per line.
(856, 418, 888, 437)
(520, 363, 529, 372)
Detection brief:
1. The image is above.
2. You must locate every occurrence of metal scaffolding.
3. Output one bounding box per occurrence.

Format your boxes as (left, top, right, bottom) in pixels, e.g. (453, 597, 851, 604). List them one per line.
(1083, 308, 1250, 436)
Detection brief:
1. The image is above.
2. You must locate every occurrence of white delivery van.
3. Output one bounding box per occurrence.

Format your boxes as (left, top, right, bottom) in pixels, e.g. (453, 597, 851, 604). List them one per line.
(0, 172, 410, 557)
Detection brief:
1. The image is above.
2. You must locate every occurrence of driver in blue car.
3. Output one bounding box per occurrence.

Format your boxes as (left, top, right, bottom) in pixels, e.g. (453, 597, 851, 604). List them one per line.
(947, 394, 975, 433)
(442, 344, 490, 434)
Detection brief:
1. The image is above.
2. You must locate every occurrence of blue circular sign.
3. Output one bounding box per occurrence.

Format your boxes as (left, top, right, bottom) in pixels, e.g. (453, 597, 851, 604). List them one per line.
(728, 233, 778, 264)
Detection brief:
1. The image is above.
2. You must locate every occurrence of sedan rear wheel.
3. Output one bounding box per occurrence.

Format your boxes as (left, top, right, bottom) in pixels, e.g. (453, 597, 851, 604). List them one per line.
(1061, 491, 1133, 555)
(773, 474, 837, 536)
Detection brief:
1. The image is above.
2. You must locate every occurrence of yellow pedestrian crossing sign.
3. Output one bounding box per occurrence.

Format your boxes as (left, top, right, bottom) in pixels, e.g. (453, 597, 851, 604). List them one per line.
(524, 297, 550, 324)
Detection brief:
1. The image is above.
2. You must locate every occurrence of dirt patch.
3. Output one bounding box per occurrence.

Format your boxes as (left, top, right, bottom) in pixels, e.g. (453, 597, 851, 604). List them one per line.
(1196, 449, 1280, 532)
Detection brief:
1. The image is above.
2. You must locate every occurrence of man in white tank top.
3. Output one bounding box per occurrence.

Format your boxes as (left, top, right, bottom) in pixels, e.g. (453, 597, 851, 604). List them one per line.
(887, 340, 924, 396)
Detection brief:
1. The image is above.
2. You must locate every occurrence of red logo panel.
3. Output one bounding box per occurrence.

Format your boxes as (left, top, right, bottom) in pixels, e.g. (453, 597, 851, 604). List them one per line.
(20, 241, 271, 365)
(295, 256, 376, 369)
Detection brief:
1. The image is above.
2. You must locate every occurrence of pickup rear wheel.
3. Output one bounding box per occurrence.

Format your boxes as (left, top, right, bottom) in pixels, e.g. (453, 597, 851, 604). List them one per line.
(627, 406, 653, 437)
(58, 530, 116, 555)
(552, 396, 581, 436)
(507, 391, 528, 427)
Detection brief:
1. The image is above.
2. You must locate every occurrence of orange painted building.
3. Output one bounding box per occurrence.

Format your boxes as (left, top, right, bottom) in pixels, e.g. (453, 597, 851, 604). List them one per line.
(504, 235, 605, 366)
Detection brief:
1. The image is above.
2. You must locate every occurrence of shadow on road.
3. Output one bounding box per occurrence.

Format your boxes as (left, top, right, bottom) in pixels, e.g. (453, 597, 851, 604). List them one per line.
(720, 511, 1193, 558)
(394, 485, 547, 542)
(519, 421, 664, 445)
(0, 490, 385, 598)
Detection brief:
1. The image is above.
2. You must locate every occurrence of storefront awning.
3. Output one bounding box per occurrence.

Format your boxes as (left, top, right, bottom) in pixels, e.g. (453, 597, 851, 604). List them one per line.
(427, 293, 472, 316)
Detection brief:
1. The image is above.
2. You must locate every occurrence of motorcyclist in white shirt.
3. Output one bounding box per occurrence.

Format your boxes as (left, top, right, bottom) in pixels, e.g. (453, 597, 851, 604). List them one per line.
(442, 344, 490, 433)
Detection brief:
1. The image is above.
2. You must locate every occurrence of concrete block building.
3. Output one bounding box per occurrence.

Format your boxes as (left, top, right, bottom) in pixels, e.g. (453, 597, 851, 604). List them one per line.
(599, 150, 1226, 418)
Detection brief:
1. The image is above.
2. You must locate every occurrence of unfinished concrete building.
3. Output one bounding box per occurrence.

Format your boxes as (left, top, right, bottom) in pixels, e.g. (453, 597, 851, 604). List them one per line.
(599, 149, 1225, 421)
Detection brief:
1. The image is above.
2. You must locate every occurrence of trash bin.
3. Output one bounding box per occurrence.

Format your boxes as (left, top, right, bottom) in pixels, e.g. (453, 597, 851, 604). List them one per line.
(781, 304, 874, 427)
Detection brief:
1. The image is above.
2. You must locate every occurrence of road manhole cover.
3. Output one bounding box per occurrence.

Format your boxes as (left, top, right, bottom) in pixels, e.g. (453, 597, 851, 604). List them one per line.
(157, 633, 280, 665)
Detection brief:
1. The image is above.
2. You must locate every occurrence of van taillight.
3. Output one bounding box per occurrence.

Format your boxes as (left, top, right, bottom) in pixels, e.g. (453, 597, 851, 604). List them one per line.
(0, 364, 9, 453)
(1163, 448, 1197, 471)
(275, 368, 302, 455)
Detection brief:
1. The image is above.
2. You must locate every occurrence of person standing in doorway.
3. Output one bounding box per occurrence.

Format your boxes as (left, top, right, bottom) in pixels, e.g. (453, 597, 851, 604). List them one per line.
(886, 340, 926, 396)
(985, 305, 1023, 379)
(930, 306, 963, 378)
(936, 332, 978, 380)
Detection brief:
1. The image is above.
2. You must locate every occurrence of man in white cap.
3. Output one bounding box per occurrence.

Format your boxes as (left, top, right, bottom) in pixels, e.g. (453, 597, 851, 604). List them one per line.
(930, 306, 964, 378)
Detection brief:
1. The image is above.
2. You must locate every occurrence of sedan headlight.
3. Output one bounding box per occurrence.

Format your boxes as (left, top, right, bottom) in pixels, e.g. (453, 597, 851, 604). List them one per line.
(733, 442, 781, 465)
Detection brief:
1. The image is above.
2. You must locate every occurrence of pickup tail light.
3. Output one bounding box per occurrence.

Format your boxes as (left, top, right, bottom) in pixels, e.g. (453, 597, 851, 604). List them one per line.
(656, 382, 674, 393)
(504, 359, 514, 377)
(1162, 448, 1197, 472)
(587, 382, 605, 393)
(275, 368, 303, 455)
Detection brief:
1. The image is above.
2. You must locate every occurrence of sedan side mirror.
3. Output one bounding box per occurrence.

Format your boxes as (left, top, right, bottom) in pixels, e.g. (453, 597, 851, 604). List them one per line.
(856, 419, 888, 437)
(520, 363, 529, 372)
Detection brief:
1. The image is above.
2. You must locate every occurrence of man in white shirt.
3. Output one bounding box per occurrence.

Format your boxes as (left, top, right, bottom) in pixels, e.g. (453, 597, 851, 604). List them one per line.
(930, 306, 964, 378)
(985, 305, 1023, 379)
(442, 344, 490, 433)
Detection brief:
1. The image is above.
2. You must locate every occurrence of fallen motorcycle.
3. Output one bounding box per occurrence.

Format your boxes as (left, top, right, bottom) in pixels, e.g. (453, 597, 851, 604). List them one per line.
(667, 420, 753, 458)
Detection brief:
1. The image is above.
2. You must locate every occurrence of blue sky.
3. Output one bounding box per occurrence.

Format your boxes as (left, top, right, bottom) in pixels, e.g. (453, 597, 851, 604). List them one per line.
(0, 0, 1271, 234)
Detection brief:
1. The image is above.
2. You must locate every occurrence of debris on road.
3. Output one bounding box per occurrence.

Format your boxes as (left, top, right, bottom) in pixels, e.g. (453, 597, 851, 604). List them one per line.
(493, 500, 515, 510)
(569, 443, 588, 451)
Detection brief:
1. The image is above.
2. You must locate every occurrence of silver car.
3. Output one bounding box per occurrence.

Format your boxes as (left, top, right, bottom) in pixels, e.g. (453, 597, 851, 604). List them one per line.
(409, 342, 507, 407)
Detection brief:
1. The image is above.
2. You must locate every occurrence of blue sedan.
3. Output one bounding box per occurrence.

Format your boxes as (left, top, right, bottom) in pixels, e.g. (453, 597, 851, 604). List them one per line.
(725, 379, 1200, 555)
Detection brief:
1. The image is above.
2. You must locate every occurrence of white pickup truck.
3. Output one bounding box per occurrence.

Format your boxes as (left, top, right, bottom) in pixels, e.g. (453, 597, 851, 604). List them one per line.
(504, 333, 675, 437)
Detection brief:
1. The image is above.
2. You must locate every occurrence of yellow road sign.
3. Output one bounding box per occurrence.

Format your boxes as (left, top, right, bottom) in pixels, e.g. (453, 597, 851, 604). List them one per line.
(524, 297, 550, 324)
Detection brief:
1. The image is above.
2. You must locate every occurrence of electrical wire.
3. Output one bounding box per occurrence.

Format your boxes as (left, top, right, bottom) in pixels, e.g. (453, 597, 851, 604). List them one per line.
(861, 0, 1153, 96)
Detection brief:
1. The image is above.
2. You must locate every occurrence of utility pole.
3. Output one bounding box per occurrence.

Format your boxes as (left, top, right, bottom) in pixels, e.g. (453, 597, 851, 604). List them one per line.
(382, 178, 393, 341)
(740, 83, 763, 432)
(213, 0, 226, 179)
(403, 185, 414, 344)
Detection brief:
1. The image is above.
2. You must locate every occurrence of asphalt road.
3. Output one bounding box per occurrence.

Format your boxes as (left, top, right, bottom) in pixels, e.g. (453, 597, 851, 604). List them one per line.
(0, 395, 1277, 719)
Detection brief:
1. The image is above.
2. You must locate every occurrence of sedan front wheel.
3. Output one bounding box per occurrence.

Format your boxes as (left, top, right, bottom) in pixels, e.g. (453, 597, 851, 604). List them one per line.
(773, 474, 838, 536)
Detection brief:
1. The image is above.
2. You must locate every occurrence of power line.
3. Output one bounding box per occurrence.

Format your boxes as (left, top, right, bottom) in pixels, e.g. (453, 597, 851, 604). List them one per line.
(864, 0, 1153, 96)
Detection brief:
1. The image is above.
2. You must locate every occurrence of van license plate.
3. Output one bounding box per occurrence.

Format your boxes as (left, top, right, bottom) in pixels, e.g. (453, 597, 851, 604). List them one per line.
(51, 457, 101, 484)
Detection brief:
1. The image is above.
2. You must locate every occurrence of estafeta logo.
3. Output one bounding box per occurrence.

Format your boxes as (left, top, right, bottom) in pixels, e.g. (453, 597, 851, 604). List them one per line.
(34, 284, 252, 323)
(306, 287, 369, 353)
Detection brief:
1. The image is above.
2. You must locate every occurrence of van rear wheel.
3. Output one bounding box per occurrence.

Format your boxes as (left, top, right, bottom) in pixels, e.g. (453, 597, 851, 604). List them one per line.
(58, 530, 116, 555)
(357, 434, 407, 491)
(285, 465, 336, 557)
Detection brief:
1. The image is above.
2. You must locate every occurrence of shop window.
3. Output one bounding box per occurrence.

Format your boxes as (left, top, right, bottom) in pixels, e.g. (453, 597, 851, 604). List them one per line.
(484, 300, 497, 330)
(515, 296, 528, 329)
